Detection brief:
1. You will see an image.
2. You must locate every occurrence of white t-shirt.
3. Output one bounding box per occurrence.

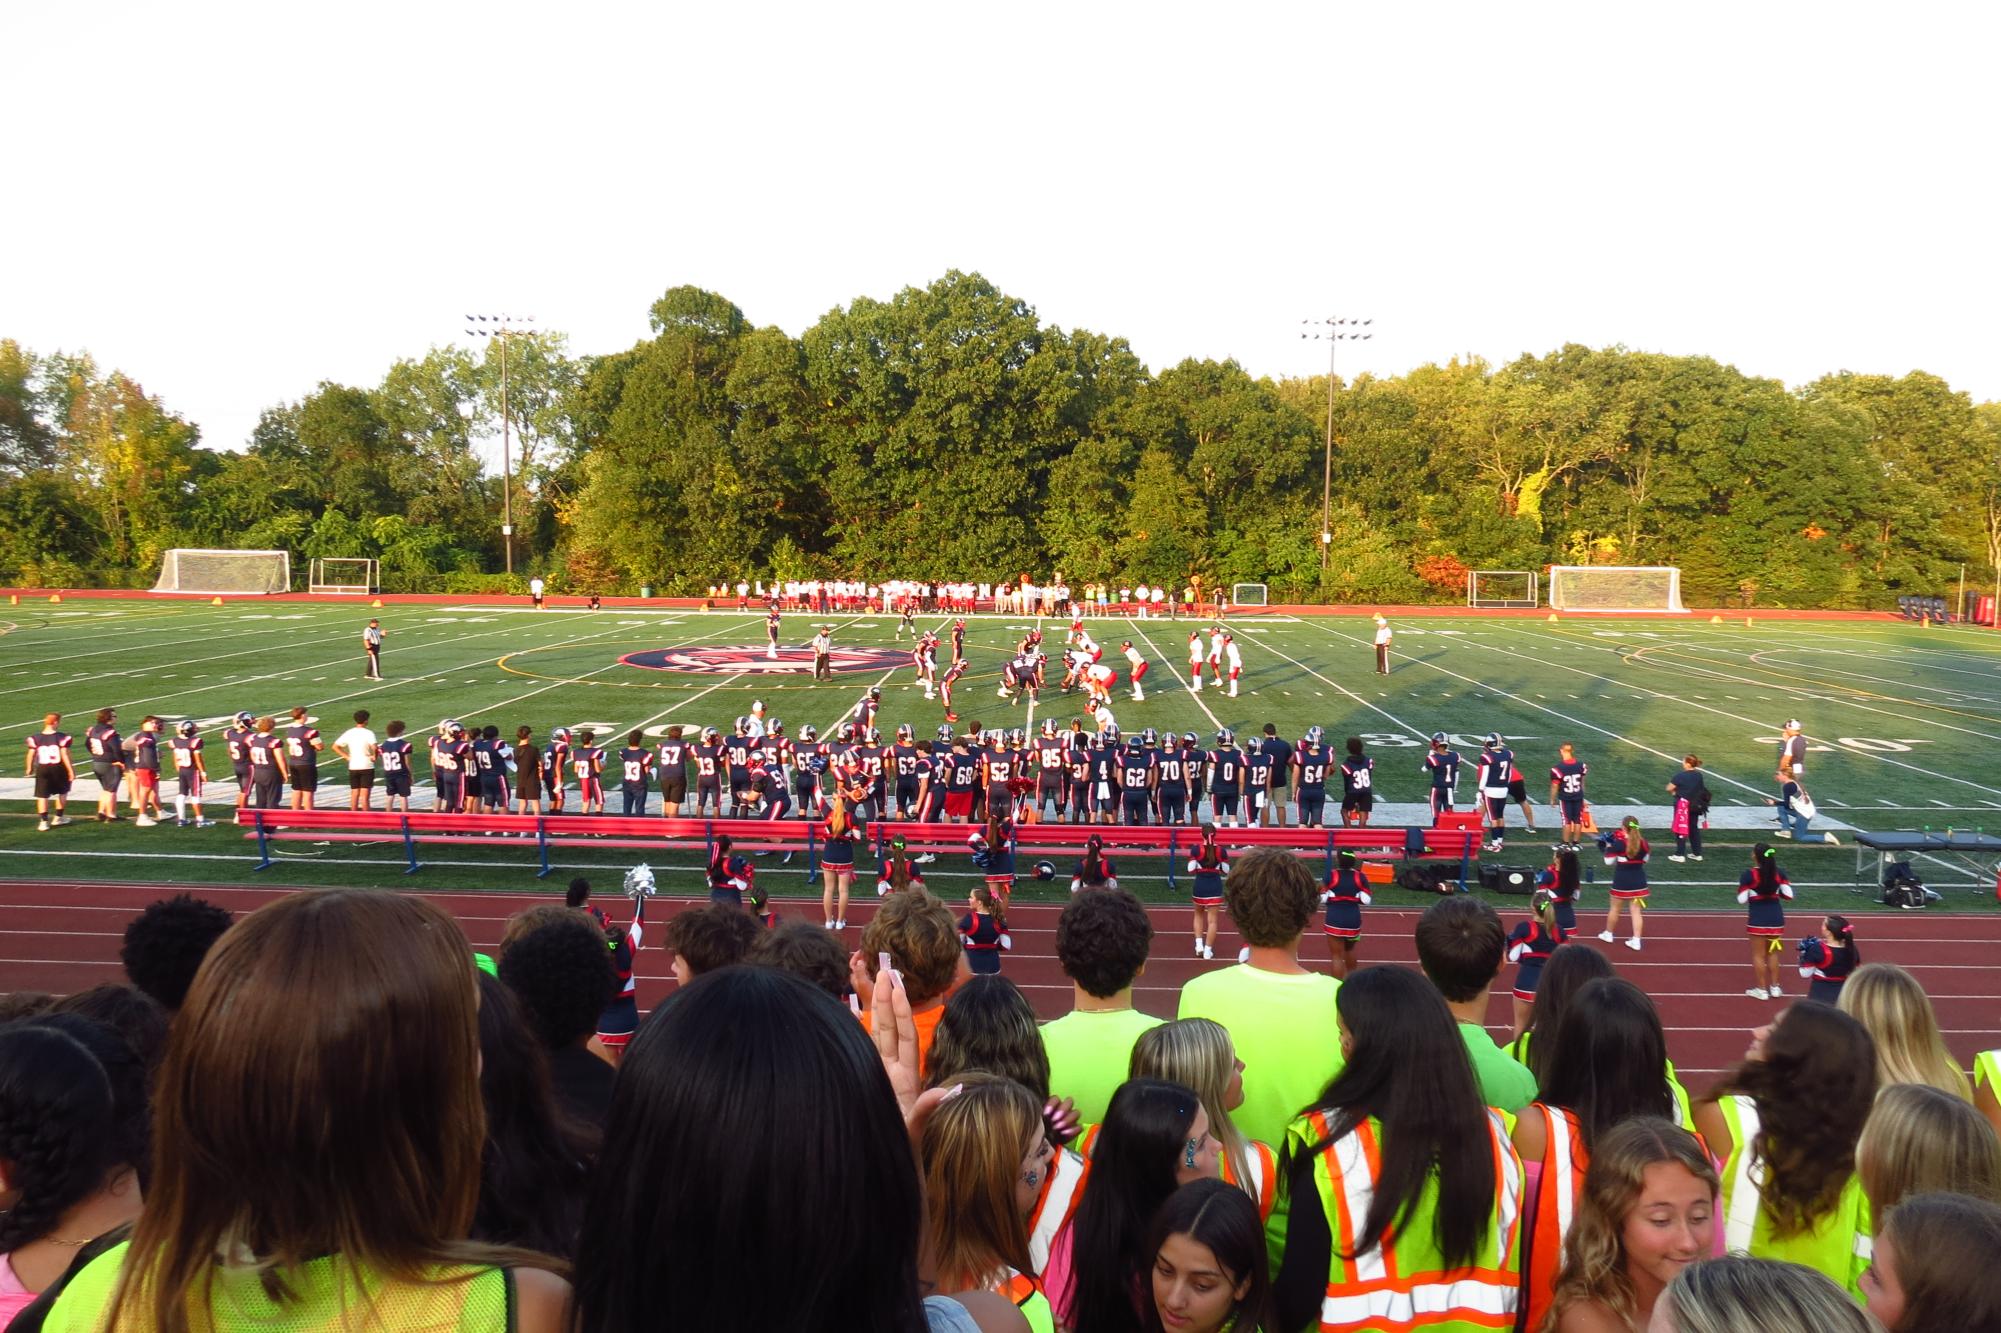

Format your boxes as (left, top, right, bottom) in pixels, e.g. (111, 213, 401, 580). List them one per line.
(1374, 624, 1393, 646)
(334, 727, 377, 770)
(529, 577, 545, 595)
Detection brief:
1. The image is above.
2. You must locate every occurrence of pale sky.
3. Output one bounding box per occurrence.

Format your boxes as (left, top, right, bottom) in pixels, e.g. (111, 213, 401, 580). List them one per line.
(6, 1, 1997, 464)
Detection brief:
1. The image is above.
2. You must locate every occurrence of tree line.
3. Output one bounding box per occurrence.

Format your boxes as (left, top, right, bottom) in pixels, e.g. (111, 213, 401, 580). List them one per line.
(4, 271, 1997, 608)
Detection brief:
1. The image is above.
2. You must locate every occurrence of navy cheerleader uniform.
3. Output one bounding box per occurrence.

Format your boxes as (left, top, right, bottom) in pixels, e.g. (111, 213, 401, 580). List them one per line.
(1799, 939, 1857, 1004)
(1607, 832, 1650, 899)
(1535, 864, 1581, 933)
(821, 815, 860, 871)
(959, 909, 1011, 974)
(1322, 866, 1371, 940)
(1072, 852, 1118, 892)
(1189, 840, 1229, 906)
(1505, 921, 1568, 1001)
(708, 853, 752, 907)
(1738, 867, 1793, 939)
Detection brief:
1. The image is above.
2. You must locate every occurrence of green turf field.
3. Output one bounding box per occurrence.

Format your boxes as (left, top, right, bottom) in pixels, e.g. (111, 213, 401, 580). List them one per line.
(5, 599, 2000, 906)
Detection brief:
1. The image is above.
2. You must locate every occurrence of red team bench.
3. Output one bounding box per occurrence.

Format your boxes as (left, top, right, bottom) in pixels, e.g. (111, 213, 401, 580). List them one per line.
(242, 808, 1485, 889)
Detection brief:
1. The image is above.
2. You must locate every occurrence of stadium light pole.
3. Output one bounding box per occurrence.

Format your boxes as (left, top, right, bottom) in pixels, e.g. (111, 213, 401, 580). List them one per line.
(1301, 317, 1373, 568)
(464, 314, 537, 575)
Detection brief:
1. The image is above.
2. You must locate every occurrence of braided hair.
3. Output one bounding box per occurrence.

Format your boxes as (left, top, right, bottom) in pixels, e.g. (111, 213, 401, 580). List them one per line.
(0, 1021, 119, 1253)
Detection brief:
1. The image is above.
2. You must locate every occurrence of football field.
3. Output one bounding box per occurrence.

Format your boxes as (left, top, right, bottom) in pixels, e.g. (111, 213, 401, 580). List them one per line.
(5, 598, 2001, 906)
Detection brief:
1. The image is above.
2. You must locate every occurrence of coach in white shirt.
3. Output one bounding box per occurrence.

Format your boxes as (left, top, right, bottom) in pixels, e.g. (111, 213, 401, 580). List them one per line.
(1373, 616, 1393, 675)
(332, 710, 379, 811)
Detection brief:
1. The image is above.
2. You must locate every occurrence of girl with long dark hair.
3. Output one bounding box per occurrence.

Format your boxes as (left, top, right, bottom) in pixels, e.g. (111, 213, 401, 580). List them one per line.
(574, 965, 1023, 1332)
(1509, 942, 1611, 1077)
(1071, 834, 1118, 893)
(1797, 914, 1859, 1004)
(1692, 1000, 1877, 1293)
(1737, 842, 1792, 1001)
(1270, 965, 1524, 1333)
(1056, 1079, 1219, 1333)
(1513, 979, 1678, 1331)
(1143, 1179, 1271, 1333)
(471, 971, 594, 1259)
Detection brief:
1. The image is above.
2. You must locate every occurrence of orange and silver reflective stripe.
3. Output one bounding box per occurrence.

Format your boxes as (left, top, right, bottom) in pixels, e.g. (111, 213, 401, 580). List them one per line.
(1025, 1147, 1087, 1276)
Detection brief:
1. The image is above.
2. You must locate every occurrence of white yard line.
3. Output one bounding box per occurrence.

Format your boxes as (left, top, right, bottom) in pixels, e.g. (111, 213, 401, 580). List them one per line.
(1122, 617, 1222, 731)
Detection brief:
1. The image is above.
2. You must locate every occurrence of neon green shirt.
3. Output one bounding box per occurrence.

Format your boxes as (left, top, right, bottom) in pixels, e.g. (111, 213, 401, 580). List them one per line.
(1459, 1022, 1538, 1114)
(1041, 1006, 1164, 1126)
(1178, 964, 1343, 1148)
(46, 1242, 512, 1332)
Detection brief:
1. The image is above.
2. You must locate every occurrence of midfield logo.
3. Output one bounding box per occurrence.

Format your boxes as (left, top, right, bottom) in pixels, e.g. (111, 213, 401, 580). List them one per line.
(620, 646, 908, 676)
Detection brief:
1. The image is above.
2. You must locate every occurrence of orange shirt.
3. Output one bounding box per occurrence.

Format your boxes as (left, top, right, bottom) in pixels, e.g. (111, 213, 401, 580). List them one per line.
(859, 998, 949, 1071)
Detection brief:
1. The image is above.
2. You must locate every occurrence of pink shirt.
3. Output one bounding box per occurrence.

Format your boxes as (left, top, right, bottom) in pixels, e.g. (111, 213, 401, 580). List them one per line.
(0, 1251, 36, 1324)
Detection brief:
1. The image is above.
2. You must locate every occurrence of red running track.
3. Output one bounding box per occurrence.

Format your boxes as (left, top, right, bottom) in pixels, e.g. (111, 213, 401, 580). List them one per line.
(4, 879, 1997, 1092)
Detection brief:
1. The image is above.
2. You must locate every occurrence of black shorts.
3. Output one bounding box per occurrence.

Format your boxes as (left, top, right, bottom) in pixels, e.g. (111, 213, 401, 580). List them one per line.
(660, 776, 687, 803)
(34, 766, 70, 798)
(1560, 797, 1585, 822)
(1342, 793, 1374, 813)
(91, 761, 122, 792)
(482, 776, 506, 804)
(348, 769, 375, 789)
(289, 764, 318, 793)
(386, 772, 413, 796)
(1508, 777, 1528, 802)
(1211, 790, 1239, 818)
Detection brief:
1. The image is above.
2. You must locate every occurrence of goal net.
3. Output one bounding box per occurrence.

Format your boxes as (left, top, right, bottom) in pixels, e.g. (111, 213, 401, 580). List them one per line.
(310, 558, 378, 595)
(1467, 570, 1538, 609)
(1231, 583, 1269, 607)
(1548, 566, 1686, 613)
(152, 549, 291, 595)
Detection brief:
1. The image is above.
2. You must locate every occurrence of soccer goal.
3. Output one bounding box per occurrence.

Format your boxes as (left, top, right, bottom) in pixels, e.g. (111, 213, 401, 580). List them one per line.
(1547, 566, 1687, 613)
(1467, 570, 1539, 609)
(152, 549, 291, 595)
(1231, 583, 1269, 607)
(309, 558, 378, 595)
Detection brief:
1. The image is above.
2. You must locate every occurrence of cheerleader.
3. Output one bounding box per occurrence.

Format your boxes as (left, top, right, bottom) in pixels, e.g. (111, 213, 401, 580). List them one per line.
(1738, 842, 1793, 1000)
(1187, 822, 1229, 960)
(1597, 815, 1649, 951)
(707, 837, 753, 908)
(1798, 914, 1860, 1004)
(1536, 846, 1583, 933)
(975, 812, 1017, 907)
(1320, 850, 1370, 978)
(1070, 832, 1118, 893)
(959, 886, 1012, 975)
(875, 832, 927, 897)
(820, 794, 861, 930)
(1505, 888, 1570, 1040)
(747, 880, 779, 930)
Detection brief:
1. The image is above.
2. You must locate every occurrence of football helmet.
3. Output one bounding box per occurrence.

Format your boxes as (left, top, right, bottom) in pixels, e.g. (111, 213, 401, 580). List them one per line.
(1431, 731, 1448, 745)
(733, 716, 750, 735)
(936, 724, 955, 743)
(865, 727, 881, 745)
(702, 726, 721, 743)
(896, 723, 914, 742)
(1485, 732, 1503, 747)
(800, 723, 819, 742)
(551, 726, 571, 744)
(768, 719, 785, 736)
(1007, 728, 1025, 748)
(1216, 728, 1235, 745)
(175, 719, 198, 738)
(1305, 725, 1324, 745)
(1141, 728, 1158, 747)
(233, 711, 254, 727)
(837, 722, 856, 743)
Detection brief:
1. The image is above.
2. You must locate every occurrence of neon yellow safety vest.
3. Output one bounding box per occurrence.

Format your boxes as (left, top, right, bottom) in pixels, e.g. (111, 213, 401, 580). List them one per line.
(1000, 1270, 1056, 1333)
(1976, 1049, 2001, 1096)
(1283, 1109, 1523, 1332)
(44, 1242, 512, 1332)
(1717, 1095, 1871, 1295)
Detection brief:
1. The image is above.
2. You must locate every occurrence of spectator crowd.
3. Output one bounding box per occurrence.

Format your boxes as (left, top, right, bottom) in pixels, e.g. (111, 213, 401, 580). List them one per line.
(3, 849, 2000, 1333)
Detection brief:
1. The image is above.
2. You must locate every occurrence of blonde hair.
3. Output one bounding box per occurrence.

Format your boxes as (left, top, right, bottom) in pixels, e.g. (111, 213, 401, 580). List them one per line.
(1654, 1256, 1879, 1333)
(1857, 1082, 2001, 1213)
(1837, 963, 1972, 1100)
(1546, 1117, 1717, 1331)
(918, 1072, 1040, 1292)
(1130, 1019, 1255, 1203)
